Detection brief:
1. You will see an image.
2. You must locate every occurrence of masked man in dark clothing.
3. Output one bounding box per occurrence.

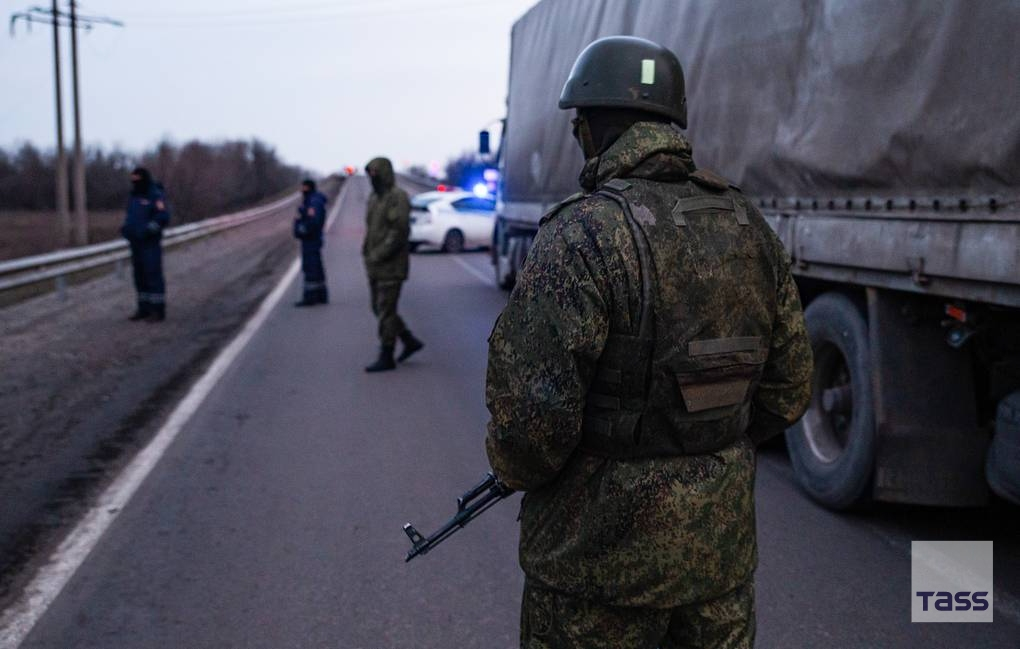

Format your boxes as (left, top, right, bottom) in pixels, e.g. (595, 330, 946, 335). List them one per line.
(362, 157, 424, 372)
(485, 37, 812, 648)
(121, 167, 170, 322)
(293, 179, 330, 306)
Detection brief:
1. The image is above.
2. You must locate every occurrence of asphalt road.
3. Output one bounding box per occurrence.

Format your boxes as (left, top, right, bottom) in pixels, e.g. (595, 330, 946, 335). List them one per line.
(9, 176, 1020, 648)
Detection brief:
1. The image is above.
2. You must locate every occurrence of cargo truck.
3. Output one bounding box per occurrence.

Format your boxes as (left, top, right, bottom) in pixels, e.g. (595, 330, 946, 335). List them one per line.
(487, 0, 1020, 509)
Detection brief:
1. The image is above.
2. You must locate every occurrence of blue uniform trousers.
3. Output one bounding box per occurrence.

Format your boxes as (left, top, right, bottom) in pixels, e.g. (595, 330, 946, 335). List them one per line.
(130, 240, 165, 316)
(301, 240, 328, 303)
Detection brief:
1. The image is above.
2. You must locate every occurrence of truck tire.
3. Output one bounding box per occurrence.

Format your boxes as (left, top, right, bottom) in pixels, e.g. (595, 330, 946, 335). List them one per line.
(785, 292, 876, 510)
(495, 234, 519, 290)
(987, 390, 1020, 504)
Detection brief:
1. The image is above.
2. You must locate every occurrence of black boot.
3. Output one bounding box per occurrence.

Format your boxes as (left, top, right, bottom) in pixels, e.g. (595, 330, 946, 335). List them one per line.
(397, 330, 424, 362)
(365, 345, 397, 373)
(147, 303, 166, 322)
(129, 302, 149, 321)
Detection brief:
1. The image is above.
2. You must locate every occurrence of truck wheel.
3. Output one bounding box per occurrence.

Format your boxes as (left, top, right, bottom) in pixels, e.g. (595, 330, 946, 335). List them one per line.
(442, 229, 465, 253)
(785, 292, 876, 510)
(495, 235, 519, 290)
(987, 390, 1020, 504)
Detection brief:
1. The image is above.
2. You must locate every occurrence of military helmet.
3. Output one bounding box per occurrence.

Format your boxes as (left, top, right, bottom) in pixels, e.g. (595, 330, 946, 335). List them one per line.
(559, 36, 687, 128)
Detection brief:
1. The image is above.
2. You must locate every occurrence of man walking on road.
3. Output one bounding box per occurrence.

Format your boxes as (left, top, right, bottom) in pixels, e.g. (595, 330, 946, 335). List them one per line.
(362, 157, 424, 372)
(293, 179, 330, 306)
(121, 167, 170, 322)
(485, 37, 812, 648)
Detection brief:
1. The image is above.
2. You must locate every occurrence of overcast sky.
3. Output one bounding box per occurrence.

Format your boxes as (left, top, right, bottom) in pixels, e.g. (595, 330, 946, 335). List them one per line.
(0, 0, 536, 174)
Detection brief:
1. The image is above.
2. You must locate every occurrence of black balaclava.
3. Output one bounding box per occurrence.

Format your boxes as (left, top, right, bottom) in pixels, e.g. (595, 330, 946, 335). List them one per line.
(131, 167, 152, 196)
(572, 107, 672, 159)
(365, 157, 395, 196)
(301, 179, 316, 196)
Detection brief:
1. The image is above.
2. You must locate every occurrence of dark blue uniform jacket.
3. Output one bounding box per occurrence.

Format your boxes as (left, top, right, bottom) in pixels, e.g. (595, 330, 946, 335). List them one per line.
(294, 191, 328, 243)
(121, 186, 170, 243)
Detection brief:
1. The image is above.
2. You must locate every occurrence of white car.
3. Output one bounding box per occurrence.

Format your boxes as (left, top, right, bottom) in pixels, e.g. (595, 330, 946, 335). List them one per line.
(409, 190, 495, 253)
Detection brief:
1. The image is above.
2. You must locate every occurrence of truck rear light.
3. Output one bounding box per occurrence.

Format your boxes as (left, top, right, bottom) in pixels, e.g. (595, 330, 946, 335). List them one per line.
(945, 304, 968, 323)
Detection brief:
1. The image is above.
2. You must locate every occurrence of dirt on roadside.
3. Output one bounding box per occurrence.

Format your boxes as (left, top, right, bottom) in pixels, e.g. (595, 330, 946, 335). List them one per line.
(0, 180, 339, 602)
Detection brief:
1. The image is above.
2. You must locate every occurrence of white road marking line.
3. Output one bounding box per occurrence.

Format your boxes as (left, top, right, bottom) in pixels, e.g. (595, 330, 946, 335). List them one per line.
(325, 178, 351, 230)
(0, 178, 354, 649)
(451, 255, 493, 287)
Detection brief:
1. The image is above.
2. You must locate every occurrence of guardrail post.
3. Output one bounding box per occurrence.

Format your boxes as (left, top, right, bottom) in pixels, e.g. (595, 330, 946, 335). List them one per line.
(55, 274, 67, 300)
(115, 258, 124, 279)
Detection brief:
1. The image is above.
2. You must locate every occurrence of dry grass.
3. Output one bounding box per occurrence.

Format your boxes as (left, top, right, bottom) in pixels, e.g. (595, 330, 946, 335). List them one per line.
(0, 211, 124, 261)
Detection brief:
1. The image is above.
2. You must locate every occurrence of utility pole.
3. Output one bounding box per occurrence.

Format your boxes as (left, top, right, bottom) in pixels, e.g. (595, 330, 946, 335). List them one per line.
(68, 0, 86, 245)
(52, 0, 70, 246)
(9, 2, 122, 246)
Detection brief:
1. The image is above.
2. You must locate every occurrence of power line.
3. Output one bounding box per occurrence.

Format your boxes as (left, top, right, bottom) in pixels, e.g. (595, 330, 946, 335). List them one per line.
(10, 1, 123, 246)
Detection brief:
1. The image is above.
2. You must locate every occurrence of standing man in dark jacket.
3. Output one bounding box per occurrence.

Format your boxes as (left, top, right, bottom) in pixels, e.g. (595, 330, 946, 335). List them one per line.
(485, 37, 813, 648)
(121, 167, 170, 322)
(362, 157, 424, 372)
(293, 179, 330, 306)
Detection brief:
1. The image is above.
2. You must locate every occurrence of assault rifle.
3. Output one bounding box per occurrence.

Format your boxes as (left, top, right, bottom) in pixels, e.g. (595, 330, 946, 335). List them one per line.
(402, 472, 513, 562)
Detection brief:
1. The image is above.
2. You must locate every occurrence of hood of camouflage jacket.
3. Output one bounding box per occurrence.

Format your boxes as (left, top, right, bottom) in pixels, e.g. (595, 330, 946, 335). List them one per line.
(578, 121, 695, 193)
(366, 157, 395, 195)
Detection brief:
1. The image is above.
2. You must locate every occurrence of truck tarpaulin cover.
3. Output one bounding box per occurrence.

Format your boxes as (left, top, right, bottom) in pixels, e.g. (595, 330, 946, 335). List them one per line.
(504, 0, 1020, 204)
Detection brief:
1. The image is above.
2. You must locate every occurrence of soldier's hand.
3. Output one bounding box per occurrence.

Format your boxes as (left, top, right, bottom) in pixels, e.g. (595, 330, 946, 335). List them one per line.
(146, 221, 161, 234)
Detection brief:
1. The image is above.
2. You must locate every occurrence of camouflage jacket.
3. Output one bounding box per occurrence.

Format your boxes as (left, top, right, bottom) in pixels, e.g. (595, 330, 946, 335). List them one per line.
(363, 157, 411, 281)
(485, 121, 812, 607)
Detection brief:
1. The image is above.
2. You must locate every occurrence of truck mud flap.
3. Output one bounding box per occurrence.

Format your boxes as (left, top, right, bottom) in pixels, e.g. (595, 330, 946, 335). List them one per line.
(867, 288, 989, 506)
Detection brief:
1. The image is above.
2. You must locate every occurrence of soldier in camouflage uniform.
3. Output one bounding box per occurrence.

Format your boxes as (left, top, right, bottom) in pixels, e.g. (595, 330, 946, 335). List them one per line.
(485, 36, 812, 648)
(363, 157, 424, 372)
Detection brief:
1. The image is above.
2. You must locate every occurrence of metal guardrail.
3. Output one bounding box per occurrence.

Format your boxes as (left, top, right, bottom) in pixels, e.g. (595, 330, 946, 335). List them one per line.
(0, 193, 298, 306)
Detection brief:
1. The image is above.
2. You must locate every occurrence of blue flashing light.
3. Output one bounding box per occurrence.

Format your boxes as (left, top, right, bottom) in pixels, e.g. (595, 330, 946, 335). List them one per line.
(472, 182, 489, 198)
(483, 168, 499, 182)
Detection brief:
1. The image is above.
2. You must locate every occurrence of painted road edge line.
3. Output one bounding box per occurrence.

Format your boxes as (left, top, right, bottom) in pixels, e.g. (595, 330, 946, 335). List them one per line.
(0, 178, 351, 649)
(452, 255, 493, 287)
(324, 176, 350, 231)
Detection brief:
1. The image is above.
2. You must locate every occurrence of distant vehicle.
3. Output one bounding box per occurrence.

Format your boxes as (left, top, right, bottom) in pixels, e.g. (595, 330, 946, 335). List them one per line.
(409, 190, 495, 253)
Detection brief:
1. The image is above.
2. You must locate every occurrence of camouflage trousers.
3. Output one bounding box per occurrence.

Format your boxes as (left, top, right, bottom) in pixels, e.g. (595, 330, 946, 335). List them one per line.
(369, 279, 407, 346)
(520, 579, 754, 649)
